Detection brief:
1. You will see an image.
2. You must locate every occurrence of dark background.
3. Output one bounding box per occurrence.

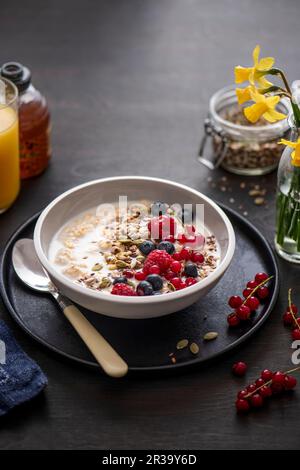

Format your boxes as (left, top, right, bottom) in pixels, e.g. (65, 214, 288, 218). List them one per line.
(0, 0, 299, 450)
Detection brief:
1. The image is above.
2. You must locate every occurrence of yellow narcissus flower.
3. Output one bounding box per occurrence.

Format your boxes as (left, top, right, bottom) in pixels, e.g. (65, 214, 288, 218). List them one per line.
(236, 86, 254, 105)
(235, 45, 274, 88)
(278, 138, 300, 167)
(243, 89, 286, 123)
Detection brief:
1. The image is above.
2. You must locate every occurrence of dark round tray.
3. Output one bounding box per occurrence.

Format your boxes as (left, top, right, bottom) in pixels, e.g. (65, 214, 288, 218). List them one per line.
(0, 205, 279, 374)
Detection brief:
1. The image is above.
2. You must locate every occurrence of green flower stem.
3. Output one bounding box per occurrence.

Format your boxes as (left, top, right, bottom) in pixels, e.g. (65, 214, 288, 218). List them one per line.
(276, 166, 300, 250)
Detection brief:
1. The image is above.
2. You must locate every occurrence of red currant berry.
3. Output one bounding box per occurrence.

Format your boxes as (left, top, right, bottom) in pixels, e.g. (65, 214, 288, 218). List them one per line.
(272, 371, 286, 385)
(172, 252, 181, 261)
(283, 311, 293, 326)
(261, 369, 273, 381)
(235, 399, 250, 413)
(135, 271, 146, 281)
(247, 384, 257, 394)
(171, 277, 183, 290)
(255, 378, 265, 388)
(271, 382, 284, 395)
(255, 272, 268, 283)
(228, 296, 243, 309)
(177, 234, 188, 245)
(289, 304, 298, 314)
(165, 235, 175, 243)
(250, 393, 264, 408)
(259, 385, 272, 398)
(123, 269, 134, 278)
(170, 260, 181, 273)
(237, 389, 248, 399)
(284, 375, 297, 390)
(247, 280, 258, 289)
(185, 224, 196, 235)
(180, 281, 187, 289)
(232, 361, 247, 377)
(178, 248, 190, 261)
(164, 270, 176, 280)
(227, 312, 240, 327)
(292, 329, 300, 340)
(236, 305, 251, 321)
(191, 252, 204, 264)
(245, 296, 260, 310)
(186, 277, 197, 287)
(257, 286, 269, 299)
(148, 265, 160, 275)
(243, 288, 253, 298)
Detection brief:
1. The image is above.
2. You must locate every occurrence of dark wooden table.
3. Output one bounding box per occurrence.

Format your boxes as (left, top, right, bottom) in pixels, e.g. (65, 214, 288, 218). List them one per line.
(1, 0, 299, 450)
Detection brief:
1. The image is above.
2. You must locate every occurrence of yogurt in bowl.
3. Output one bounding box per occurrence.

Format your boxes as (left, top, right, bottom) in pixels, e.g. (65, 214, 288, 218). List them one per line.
(34, 176, 235, 318)
(48, 199, 220, 297)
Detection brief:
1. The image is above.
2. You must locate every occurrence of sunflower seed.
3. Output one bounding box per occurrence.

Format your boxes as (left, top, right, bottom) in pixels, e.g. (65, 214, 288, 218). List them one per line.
(176, 339, 189, 350)
(92, 263, 103, 271)
(203, 332, 218, 341)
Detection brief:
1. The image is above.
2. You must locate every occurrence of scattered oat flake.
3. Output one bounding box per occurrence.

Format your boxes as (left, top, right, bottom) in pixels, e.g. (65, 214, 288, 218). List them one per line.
(243, 211, 248, 217)
(240, 182, 246, 189)
(171, 357, 176, 364)
(220, 186, 227, 192)
(190, 343, 199, 355)
(176, 339, 189, 350)
(229, 198, 235, 204)
(203, 332, 218, 341)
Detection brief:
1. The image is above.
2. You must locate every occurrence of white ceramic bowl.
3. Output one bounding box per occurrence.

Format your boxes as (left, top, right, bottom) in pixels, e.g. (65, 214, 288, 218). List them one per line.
(34, 176, 235, 319)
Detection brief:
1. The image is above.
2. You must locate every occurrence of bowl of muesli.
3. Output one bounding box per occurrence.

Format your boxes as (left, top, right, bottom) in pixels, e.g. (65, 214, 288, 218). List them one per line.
(34, 176, 235, 318)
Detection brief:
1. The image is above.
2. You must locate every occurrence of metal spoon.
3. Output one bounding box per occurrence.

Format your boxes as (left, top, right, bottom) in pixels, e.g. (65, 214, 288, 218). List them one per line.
(12, 238, 128, 378)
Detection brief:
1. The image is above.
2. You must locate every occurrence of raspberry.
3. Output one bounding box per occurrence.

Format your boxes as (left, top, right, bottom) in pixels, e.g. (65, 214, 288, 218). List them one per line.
(111, 283, 137, 296)
(143, 249, 172, 274)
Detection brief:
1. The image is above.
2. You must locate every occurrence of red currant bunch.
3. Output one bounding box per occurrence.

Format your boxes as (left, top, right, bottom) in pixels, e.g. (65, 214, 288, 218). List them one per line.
(227, 272, 271, 327)
(282, 289, 300, 341)
(236, 369, 297, 413)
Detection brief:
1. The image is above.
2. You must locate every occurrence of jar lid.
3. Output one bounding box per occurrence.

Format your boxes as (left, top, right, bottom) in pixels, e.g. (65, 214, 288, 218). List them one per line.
(0, 62, 31, 93)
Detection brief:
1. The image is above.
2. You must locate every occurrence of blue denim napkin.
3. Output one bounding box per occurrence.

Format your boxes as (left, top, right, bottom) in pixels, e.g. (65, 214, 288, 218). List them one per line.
(0, 320, 47, 416)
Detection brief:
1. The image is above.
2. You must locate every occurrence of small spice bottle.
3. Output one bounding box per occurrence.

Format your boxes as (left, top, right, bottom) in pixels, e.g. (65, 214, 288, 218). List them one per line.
(0, 62, 51, 179)
(198, 85, 290, 176)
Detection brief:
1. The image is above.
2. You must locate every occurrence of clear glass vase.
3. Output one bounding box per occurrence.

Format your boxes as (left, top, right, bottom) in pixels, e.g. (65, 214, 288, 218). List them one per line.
(275, 125, 300, 263)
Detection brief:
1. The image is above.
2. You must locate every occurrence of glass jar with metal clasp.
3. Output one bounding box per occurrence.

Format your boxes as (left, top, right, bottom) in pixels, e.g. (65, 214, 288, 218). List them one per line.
(197, 85, 290, 176)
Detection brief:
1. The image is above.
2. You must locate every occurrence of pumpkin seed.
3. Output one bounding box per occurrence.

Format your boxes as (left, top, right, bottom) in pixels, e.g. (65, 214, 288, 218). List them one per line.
(203, 332, 218, 341)
(108, 264, 117, 270)
(99, 277, 111, 288)
(136, 255, 145, 262)
(119, 239, 133, 245)
(190, 343, 199, 354)
(176, 339, 189, 350)
(116, 260, 130, 269)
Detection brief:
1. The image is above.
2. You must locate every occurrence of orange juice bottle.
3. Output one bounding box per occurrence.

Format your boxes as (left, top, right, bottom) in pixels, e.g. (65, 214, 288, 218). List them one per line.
(0, 78, 19, 214)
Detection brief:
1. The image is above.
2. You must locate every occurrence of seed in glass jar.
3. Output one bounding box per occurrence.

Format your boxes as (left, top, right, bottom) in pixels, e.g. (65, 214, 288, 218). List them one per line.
(190, 343, 199, 354)
(203, 332, 218, 341)
(176, 339, 189, 350)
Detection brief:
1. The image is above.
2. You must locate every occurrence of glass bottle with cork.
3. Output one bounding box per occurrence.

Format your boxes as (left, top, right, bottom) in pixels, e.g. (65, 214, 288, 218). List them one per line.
(1, 62, 51, 179)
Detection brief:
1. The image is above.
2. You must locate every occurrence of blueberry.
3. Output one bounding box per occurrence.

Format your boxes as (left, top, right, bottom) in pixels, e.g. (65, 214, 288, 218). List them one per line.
(112, 276, 128, 285)
(146, 274, 163, 291)
(157, 241, 175, 254)
(184, 262, 198, 278)
(136, 281, 154, 296)
(151, 201, 169, 217)
(139, 240, 156, 255)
